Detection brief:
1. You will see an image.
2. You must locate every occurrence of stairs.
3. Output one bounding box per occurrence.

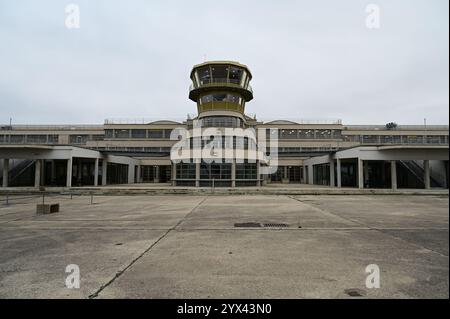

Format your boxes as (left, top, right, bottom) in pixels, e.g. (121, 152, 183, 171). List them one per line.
(399, 160, 442, 187)
(0, 160, 35, 186)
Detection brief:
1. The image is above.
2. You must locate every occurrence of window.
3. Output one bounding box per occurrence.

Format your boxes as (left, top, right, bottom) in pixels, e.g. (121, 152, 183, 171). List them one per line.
(213, 93, 227, 102)
(228, 66, 243, 84)
(114, 129, 130, 139)
(48, 135, 59, 144)
(227, 94, 240, 103)
(197, 66, 211, 85)
(201, 95, 213, 104)
(176, 163, 196, 179)
(148, 130, 163, 138)
(105, 130, 114, 138)
(26, 135, 47, 144)
(236, 161, 257, 180)
(201, 116, 242, 128)
(131, 129, 146, 138)
(92, 135, 105, 141)
(69, 135, 88, 144)
(210, 65, 228, 81)
(10, 135, 25, 143)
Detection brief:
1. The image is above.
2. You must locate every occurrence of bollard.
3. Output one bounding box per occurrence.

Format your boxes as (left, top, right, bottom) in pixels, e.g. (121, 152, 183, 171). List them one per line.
(90, 193, 93, 205)
(5, 194, 9, 206)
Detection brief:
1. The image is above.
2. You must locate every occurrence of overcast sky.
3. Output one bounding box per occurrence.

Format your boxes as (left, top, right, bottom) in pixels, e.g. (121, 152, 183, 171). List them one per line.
(0, 0, 448, 125)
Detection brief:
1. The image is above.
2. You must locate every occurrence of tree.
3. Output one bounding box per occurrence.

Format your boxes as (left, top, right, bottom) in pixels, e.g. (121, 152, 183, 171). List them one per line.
(385, 122, 398, 130)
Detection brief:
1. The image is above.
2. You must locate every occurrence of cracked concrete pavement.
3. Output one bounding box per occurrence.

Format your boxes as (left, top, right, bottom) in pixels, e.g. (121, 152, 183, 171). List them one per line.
(0, 194, 448, 298)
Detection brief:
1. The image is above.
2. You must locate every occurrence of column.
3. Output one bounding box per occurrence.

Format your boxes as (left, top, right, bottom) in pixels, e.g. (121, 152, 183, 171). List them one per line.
(308, 165, 313, 185)
(391, 160, 397, 190)
(364, 161, 369, 188)
(2, 159, 9, 187)
(231, 159, 236, 188)
(172, 162, 176, 186)
(302, 165, 307, 184)
(40, 160, 45, 186)
(195, 161, 200, 187)
(329, 159, 335, 187)
(424, 160, 430, 189)
(94, 158, 99, 186)
(101, 158, 107, 186)
(358, 158, 364, 189)
(153, 166, 160, 183)
(282, 166, 289, 184)
(336, 158, 342, 188)
(34, 159, 41, 188)
(136, 165, 142, 183)
(66, 157, 73, 187)
(128, 164, 135, 184)
(256, 160, 261, 187)
(50, 160, 56, 185)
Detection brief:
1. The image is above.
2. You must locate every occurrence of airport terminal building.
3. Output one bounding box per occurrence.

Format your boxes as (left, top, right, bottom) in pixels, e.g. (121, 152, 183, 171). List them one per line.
(0, 61, 449, 189)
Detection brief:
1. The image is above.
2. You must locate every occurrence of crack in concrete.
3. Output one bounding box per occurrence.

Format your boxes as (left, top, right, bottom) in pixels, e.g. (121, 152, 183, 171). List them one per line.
(88, 195, 209, 299)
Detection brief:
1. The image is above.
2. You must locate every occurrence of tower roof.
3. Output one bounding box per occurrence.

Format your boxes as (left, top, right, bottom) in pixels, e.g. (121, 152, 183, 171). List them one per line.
(190, 60, 252, 79)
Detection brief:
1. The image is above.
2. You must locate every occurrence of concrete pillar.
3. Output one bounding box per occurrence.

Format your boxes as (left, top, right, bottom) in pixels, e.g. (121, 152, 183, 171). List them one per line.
(256, 160, 261, 187)
(364, 161, 369, 188)
(94, 158, 99, 186)
(50, 160, 56, 184)
(329, 159, 335, 187)
(136, 165, 142, 183)
(424, 160, 430, 189)
(40, 160, 45, 186)
(66, 157, 72, 187)
(34, 160, 41, 188)
(391, 160, 397, 190)
(282, 166, 289, 184)
(336, 158, 342, 188)
(302, 165, 307, 184)
(358, 158, 364, 189)
(195, 161, 200, 187)
(77, 160, 82, 184)
(128, 164, 135, 184)
(2, 159, 9, 187)
(308, 165, 314, 185)
(101, 158, 107, 186)
(172, 162, 176, 186)
(231, 159, 236, 188)
(153, 166, 160, 183)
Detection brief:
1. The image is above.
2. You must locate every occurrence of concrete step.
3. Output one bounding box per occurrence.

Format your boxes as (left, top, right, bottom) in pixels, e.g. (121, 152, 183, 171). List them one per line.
(0, 186, 448, 196)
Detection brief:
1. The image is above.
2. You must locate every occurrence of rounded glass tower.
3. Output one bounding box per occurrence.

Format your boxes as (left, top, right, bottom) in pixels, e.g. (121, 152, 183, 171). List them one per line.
(171, 61, 261, 188)
(189, 61, 253, 127)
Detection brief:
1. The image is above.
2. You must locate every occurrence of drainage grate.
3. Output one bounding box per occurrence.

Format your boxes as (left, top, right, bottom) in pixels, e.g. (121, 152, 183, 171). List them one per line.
(263, 223, 289, 228)
(234, 222, 261, 228)
(344, 288, 366, 297)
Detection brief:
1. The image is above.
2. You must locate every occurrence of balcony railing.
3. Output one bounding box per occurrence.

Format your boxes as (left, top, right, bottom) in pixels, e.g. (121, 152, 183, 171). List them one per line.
(189, 78, 253, 93)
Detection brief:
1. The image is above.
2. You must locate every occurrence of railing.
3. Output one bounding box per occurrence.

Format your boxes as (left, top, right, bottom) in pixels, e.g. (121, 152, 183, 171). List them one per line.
(260, 119, 343, 125)
(190, 78, 253, 93)
(345, 125, 449, 131)
(0, 124, 103, 131)
(104, 118, 184, 125)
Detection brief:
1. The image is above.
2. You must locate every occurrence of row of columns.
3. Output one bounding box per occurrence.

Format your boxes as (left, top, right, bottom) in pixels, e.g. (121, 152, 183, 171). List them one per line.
(2, 157, 106, 188)
(173, 160, 262, 187)
(326, 158, 431, 190)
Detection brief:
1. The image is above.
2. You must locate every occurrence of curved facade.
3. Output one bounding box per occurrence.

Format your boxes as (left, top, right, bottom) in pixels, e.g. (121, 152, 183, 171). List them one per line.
(189, 61, 253, 120)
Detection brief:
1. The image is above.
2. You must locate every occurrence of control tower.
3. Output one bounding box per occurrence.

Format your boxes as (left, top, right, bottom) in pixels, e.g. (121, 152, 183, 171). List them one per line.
(189, 61, 253, 127)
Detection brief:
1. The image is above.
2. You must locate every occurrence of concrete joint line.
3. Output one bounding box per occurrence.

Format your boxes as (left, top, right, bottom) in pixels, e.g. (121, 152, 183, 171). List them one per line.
(88, 196, 208, 299)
